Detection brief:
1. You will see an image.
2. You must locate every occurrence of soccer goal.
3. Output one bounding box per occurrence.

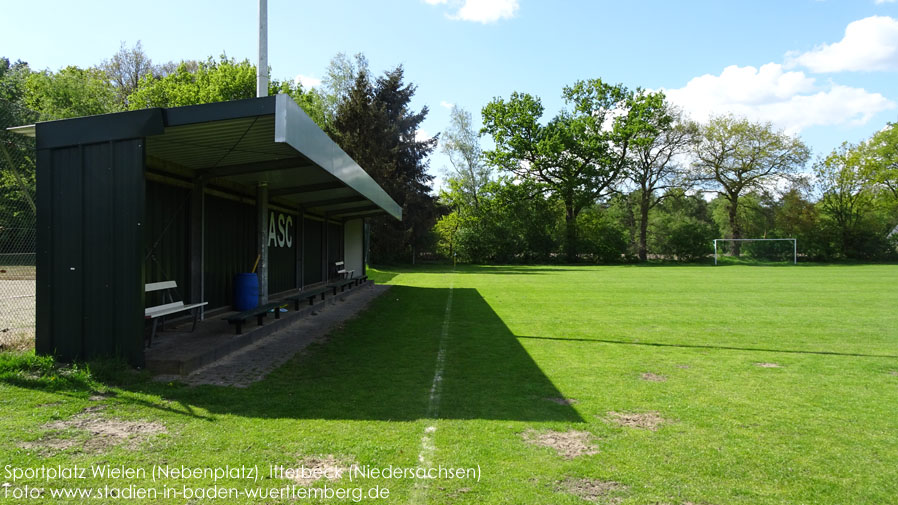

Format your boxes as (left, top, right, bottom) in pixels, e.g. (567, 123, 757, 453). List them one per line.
(713, 238, 797, 265)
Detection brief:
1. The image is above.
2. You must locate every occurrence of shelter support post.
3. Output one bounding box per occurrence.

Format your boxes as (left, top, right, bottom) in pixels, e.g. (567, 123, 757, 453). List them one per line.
(296, 208, 304, 289)
(322, 215, 328, 283)
(257, 182, 269, 304)
(188, 180, 205, 318)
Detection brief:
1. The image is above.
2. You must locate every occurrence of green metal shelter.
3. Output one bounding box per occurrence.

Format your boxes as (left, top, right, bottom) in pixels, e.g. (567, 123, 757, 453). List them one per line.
(11, 94, 401, 365)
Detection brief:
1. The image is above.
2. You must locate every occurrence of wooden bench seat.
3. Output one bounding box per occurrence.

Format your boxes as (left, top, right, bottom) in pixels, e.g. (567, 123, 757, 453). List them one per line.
(225, 301, 285, 335)
(144, 281, 208, 347)
(283, 287, 329, 310)
(327, 277, 356, 294)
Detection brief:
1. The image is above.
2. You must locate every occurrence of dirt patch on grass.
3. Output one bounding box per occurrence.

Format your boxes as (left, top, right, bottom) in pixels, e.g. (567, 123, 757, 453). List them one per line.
(887, 370, 898, 376)
(522, 429, 599, 459)
(544, 397, 578, 405)
(675, 364, 690, 369)
(19, 406, 166, 454)
(289, 455, 357, 486)
(641, 372, 667, 382)
(755, 362, 782, 368)
(556, 477, 628, 503)
(605, 411, 667, 431)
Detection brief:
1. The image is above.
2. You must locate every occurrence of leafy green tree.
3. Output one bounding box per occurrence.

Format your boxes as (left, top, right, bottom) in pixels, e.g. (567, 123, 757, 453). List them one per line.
(691, 115, 810, 256)
(441, 105, 490, 210)
(25, 66, 120, 120)
(625, 103, 697, 261)
(649, 189, 716, 261)
(102, 41, 155, 108)
(774, 186, 828, 260)
(577, 203, 630, 263)
(126, 55, 326, 127)
(1, 58, 37, 257)
(814, 142, 893, 259)
(332, 65, 438, 263)
(320, 52, 368, 130)
(482, 79, 665, 261)
(1, 58, 32, 108)
(127, 56, 256, 109)
(863, 122, 898, 201)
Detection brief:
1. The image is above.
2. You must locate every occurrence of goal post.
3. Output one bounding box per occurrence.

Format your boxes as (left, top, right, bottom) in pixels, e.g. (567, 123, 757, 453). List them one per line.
(713, 238, 797, 265)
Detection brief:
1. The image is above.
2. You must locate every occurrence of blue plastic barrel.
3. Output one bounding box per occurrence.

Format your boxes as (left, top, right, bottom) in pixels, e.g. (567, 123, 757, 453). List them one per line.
(234, 273, 259, 311)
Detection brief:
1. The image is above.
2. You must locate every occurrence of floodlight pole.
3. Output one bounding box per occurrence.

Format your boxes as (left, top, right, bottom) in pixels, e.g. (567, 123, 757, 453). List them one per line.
(257, 0, 268, 98)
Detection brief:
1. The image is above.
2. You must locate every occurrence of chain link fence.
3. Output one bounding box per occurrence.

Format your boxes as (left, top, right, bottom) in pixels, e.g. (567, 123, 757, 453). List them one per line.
(0, 100, 36, 351)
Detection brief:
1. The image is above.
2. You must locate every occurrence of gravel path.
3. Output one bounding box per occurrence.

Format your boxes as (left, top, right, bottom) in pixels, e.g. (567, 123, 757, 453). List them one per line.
(155, 284, 391, 387)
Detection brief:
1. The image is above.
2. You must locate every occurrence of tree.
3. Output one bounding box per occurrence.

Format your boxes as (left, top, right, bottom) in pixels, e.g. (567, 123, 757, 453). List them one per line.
(320, 52, 368, 131)
(127, 55, 256, 109)
(691, 115, 810, 256)
(482, 79, 665, 261)
(441, 105, 490, 210)
(863, 122, 898, 200)
(101, 41, 155, 108)
(332, 65, 438, 262)
(24, 66, 120, 120)
(126, 55, 326, 127)
(625, 102, 697, 261)
(816, 142, 879, 258)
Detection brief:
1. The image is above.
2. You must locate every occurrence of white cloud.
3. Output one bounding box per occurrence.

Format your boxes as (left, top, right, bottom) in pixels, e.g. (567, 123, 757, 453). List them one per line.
(664, 63, 895, 134)
(440, 101, 454, 109)
(294, 74, 322, 89)
(786, 16, 898, 72)
(875, 0, 896, 4)
(415, 129, 432, 143)
(424, 0, 519, 23)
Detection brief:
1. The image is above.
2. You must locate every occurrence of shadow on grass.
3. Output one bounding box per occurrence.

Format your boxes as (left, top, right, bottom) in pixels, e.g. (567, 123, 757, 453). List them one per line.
(516, 335, 898, 359)
(103, 286, 582, 423)
(372, 264, 580, 276)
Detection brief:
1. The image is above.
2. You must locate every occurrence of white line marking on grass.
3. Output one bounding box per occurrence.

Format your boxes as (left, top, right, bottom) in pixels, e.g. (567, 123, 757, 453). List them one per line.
(411, 278, 454, 503)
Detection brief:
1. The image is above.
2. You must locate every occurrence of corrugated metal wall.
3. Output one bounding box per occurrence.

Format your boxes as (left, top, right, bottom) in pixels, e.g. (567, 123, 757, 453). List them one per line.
(144, 181, 189, 306)
(204, 194, 256, 309)
(36, 140, 145, 365)
(302, 218, 322, 285)
(327, 221, 344, 280)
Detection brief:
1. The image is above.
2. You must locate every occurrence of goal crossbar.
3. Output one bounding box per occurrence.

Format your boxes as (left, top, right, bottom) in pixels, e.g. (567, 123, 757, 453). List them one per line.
(713, 238, 796, 265)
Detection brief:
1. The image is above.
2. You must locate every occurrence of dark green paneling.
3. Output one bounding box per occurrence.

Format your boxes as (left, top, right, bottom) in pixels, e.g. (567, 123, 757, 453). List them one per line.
(303, 218, 322, 285)
(35, 139, 146, 365)
(204, 194, 256, 309)
(35, 148, 52, 356)
(327, 222, 344, 280)
(111, 141, 146, 364)
(36, 109, 163, 150)
(144, 181, 189, 306)
(268, 210, 297, 294)
(50, 147, 83, 360)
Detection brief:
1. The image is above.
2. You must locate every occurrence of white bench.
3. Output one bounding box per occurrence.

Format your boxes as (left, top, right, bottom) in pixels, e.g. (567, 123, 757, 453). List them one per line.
(144, 281, 208, 347)
(335, 261, 354, 280)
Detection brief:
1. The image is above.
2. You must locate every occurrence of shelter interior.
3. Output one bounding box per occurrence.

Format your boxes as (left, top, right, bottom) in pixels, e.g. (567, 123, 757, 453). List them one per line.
(15, 94, 400, 364)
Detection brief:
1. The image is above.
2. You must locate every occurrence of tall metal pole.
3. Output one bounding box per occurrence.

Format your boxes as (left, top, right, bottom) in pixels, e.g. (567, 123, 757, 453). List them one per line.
(714, 240, 717, 266)
(793, 239, 797, 265)
(257, 0, 268, 97)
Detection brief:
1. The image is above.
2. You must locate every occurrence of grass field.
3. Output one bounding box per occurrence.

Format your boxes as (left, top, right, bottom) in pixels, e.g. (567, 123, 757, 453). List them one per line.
(1, 264, 897, 504)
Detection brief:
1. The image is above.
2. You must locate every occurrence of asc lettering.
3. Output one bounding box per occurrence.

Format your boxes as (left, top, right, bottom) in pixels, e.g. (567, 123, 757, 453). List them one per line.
(267, 212, 294, 248)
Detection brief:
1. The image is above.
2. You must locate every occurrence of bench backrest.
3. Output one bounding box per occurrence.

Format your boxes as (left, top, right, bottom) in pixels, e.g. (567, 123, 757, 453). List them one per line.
(146, 281, 177, 293)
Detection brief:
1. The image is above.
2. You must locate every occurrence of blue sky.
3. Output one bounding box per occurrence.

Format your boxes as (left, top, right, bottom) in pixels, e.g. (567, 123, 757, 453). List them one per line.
(3, 0, 898, 188)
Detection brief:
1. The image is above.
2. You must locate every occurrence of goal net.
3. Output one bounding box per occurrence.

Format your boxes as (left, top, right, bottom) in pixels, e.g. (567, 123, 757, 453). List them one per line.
(713, 238, 797, 265)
